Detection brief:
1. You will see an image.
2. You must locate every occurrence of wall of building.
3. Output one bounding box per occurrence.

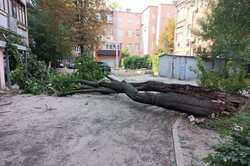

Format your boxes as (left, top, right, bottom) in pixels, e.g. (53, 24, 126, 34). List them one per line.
(156, 4, 177, 46)
(113, 11, 141, 55)
(0, 0, 29, 89)
(99, 3, 176, 57)
(174, 0, 209, 56)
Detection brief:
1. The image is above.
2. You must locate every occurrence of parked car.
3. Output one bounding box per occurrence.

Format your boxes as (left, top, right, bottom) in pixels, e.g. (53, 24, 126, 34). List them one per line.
(67, 63, 76, 69)
(97, 62, 111, 74)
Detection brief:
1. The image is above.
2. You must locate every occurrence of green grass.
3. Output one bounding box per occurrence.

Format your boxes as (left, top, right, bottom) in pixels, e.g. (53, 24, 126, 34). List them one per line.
(200, 105, 250, 136)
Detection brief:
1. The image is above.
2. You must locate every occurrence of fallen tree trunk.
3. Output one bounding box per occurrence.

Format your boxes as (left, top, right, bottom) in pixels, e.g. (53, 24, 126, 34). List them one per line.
(59, 78, 248, 117)
(131, 81, 247, 107)
(101, 80, 225, 117)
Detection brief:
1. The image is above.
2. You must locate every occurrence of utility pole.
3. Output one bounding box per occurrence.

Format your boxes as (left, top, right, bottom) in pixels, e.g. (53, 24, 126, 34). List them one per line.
(115, 43, 119, 69)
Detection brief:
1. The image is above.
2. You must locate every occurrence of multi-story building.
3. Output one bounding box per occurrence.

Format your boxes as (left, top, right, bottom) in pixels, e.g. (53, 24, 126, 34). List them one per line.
(174, 0, 209, 56)
(141, 4, 176, 55)
(113, 10, 142, 55)
(95, 11, 122, 68)
(96, 3, 176, 66)
(0, 0, 29, 89)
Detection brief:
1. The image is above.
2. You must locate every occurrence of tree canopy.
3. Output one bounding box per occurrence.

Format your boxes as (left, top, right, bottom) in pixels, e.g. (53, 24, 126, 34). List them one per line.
(158, 19, 176, 54)
(72, 0, 108, 54)
(199, 0, 250, 65)
(28, 0, 73, 64)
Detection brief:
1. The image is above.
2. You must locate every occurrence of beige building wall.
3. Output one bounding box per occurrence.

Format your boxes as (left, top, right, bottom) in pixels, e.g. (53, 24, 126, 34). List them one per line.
(174, 0, 209, 56)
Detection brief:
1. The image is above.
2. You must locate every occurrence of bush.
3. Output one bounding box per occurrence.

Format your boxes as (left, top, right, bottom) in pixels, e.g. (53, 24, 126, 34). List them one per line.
(11, 53, 104, 95)
(204, 120, 250, 165)
(75, 55, 104, 81)
(123, 55, 151, 70)
(149, 54, 160, 76)
(203, 106, 250, 166)
(48, 74, 80, 94)
(195, 57, 249, 93)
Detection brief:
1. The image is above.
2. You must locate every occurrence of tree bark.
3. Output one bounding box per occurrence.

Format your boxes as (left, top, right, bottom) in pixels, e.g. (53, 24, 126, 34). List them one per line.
(60, 78, 248, 117)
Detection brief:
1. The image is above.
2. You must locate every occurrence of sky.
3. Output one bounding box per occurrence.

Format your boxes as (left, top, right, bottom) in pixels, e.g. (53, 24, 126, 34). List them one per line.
(110, 0, 175, 12)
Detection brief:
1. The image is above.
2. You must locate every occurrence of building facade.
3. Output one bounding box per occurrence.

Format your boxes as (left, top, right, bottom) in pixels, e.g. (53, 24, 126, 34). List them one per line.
(96, 3, 176, 67)
(95, 11, 122, 68)
(0, 0, 29, 89)
(141, 4, 176, 55)
(113, 10, 141, 55)
(174, 0, 209, 56)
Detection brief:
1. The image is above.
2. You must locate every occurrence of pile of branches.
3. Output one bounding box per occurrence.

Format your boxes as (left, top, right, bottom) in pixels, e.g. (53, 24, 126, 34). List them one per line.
(59, 76, 248, 117)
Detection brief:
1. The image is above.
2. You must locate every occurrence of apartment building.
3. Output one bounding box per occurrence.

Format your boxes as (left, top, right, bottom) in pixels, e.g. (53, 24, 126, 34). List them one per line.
(113, 10, 141, 55)
(174, 0, 209, 56)
(95, 11, 120, 68)
(141, 4, 176, 55)
(0, 0, 29, 89)
(96, 3, 176, 67)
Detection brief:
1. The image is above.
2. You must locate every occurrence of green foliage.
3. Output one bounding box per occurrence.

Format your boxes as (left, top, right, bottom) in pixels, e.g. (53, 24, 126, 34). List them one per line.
(196, 0, 250, 93)
(123, 55, 151, 70)
(120, 47, 130, 67)
(157, 19, 176, 54)
(201, 106, 250, 136)
(48, 74, 80, 94)
(75, 55, 104, 81)
(72, 0, 108, 54)
(149, 54, 160, 76)
(199, 0, 250, 65)
(28, 0, 73, 64)
(11, 55, 80, 95)
(204, 107, 250, 166)
(195, 57, 249, 93)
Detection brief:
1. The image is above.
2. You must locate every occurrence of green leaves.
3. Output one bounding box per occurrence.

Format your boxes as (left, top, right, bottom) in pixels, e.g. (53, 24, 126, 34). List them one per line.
(199, 0, 250, 64)
(123, 56, 152, 70)
(28, 0, 73, 64)
(75, 54, 104, 81)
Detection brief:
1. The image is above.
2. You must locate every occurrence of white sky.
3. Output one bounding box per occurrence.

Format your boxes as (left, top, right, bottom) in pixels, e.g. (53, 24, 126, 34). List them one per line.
(110, 0, 175, 12)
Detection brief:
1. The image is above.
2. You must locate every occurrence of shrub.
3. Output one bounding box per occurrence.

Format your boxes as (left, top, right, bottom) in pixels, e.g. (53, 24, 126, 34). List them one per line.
(48, 74, 80, 94)
(123, 55, 151, 70)
(204, 122, 250, 165)
(195, 57, 249, 93)
(75, 55, 104, 81)
(149, 54, 160, 76)
(11, 52, 105, 95)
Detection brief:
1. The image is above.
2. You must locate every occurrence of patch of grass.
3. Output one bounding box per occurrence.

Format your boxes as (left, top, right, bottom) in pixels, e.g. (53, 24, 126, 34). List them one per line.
(200, 105, 250, 136)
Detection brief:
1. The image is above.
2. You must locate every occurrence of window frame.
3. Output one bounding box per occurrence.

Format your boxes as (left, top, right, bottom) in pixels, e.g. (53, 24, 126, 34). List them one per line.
(11, 0, 26, 26)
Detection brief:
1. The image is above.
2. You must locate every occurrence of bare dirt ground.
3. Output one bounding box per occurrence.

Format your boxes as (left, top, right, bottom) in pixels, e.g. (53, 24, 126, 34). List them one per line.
(0, 92, 178, 166)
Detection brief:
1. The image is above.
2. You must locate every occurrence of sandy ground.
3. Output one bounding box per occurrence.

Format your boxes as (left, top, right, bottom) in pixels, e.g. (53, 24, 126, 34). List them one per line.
(176, 117, 222, 166)
(0, 93, 178, 166)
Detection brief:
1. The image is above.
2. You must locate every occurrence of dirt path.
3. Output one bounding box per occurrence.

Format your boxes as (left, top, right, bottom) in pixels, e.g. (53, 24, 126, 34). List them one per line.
(0, 93, 177, 166)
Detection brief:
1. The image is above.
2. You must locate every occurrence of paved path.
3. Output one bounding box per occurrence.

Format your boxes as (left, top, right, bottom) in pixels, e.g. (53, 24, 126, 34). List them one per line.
(0, 92, 177, 166)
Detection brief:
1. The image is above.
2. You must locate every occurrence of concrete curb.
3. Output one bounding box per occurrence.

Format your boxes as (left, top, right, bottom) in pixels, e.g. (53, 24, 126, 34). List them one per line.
(172, 118, 185, 166)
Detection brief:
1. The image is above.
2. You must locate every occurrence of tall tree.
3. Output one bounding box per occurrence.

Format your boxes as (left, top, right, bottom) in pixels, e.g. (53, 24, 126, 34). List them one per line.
(72, 0, 108, 55)
(198, 0, 250, 70)
(28, 0, 73, 64)
(157, 19, 176, 54)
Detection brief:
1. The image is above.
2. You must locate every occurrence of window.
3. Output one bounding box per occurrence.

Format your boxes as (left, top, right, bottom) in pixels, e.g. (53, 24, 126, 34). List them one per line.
(11, 0, 26, 25)
(128, 30, 133, 37)
(107, 14, 113, 24)
(0, 0, 6, 11)
(128, 19, 133, 24)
